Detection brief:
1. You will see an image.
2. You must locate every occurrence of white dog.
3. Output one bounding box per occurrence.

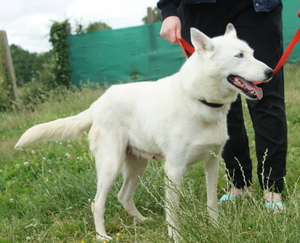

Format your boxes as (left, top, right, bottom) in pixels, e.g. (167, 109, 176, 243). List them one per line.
(15, 24, 273, 241)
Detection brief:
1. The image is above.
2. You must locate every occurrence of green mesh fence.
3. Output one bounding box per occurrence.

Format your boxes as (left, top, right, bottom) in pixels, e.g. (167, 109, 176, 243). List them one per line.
(67, 1, 299, 87)
(67, 23, 184, 87)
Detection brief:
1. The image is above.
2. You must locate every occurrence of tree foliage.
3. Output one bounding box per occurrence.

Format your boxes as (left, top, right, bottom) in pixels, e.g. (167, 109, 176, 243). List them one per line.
(75, 21, 112, 34)
(10, 45, 56, 84)
(86, 22, 112, 33)
(10, 44, 36, 83)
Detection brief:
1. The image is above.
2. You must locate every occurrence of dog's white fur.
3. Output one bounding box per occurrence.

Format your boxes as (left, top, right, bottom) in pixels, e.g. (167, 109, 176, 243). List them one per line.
(15, 24, 273, 241)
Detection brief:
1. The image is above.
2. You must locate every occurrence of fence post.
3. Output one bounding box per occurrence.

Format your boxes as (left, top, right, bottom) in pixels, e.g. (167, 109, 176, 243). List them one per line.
(0, 30, 19, 101)
(147, 7, 154, 23)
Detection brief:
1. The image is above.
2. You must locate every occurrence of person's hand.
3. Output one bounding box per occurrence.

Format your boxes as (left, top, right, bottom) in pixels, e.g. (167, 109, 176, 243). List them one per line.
(160, 16, 182, 44)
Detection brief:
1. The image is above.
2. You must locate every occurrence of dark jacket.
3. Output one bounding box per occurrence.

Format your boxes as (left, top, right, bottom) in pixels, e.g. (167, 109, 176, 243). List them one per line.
(157, 0, 281, 20)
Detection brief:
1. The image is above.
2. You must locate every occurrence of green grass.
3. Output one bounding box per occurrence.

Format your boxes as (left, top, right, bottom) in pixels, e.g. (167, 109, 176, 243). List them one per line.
(1, 64, 300, 242)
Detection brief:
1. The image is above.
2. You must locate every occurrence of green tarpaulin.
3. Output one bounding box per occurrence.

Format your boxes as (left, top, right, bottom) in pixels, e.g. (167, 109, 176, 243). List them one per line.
(67, 23, 184, 86)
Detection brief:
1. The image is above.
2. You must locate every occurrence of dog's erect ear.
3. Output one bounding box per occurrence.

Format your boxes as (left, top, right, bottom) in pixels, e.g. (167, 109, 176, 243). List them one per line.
(190, 28, 214, 52)
(224, 23, 237, 38)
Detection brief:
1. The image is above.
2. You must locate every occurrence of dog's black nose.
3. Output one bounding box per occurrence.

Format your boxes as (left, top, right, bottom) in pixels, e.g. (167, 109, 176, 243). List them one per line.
(265, 68, 274, 79)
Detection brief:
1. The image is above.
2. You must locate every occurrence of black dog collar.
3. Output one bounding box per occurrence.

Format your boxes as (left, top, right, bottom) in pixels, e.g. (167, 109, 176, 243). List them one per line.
(199, 99, 224, 108)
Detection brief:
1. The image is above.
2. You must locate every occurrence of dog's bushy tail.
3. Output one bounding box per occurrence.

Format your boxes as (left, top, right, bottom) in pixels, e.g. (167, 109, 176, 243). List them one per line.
(15, 105, 94, 148)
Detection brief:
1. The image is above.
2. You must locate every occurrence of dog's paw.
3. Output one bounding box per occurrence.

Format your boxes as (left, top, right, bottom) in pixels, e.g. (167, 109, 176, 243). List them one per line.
(142, 217, 154, 222)
(136, 216, 154, 223)
(96, 234, 112, 241)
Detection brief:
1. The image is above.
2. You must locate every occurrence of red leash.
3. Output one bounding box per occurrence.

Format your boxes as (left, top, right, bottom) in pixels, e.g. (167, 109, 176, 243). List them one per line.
(273, 28, 300, 74)
(177, 37, 194, 59)
(177, 11, 300, 78)
(272, 9, 300, 74)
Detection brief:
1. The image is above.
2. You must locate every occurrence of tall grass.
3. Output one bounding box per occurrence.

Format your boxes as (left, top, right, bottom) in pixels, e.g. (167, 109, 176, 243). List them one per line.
(0, 63, 299, 242)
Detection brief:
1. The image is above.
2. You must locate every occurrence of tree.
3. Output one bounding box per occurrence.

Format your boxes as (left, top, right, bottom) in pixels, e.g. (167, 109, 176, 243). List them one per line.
(85, 21, 112, 33)
(74, 19, 85, 34)
(142, 7, 162, 24)
(31, 51, 53, 75)
(74, 21, 112, 34)
(10, 44, 36, 84)
(10, 44, 54, 85)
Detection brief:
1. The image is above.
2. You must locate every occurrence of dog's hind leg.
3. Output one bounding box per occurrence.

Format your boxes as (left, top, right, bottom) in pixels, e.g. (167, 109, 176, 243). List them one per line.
(92, 167, 121, 240)
(118, 153, 148, 221)
(90, 127, 127, 241)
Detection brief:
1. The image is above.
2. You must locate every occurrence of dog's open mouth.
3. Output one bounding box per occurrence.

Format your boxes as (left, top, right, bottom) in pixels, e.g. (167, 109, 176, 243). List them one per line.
(227, 75, 263, 100)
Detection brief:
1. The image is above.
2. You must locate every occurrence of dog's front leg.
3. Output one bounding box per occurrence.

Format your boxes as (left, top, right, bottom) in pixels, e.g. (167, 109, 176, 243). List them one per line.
(164, 162, 187, 242)
(204, 157, 219, 222)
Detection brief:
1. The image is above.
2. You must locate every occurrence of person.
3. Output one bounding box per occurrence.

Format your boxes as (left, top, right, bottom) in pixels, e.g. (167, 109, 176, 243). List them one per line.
(157, 0, 287, 211)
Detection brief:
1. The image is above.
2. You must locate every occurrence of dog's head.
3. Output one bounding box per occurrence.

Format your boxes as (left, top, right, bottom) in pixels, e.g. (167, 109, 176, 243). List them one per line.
(187, 24, 273, 102)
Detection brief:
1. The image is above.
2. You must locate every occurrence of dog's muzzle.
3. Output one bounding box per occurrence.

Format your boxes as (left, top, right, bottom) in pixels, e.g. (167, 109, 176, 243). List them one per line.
(227, 75, 263, 100)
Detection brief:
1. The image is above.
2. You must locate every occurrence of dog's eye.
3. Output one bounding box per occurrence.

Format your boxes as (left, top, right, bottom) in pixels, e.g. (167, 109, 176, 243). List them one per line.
(235, 53, 244, 58)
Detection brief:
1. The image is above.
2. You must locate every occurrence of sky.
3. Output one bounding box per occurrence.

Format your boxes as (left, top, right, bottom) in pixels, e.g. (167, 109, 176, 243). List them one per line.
(0, 0, 159, 53)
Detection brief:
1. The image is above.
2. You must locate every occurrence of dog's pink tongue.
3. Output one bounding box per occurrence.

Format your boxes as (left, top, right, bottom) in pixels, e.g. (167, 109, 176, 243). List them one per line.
(244, 81, 263, 100)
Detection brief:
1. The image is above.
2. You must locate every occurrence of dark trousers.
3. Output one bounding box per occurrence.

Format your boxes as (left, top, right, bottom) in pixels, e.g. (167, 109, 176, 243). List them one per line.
(178, 0, 287, 193)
